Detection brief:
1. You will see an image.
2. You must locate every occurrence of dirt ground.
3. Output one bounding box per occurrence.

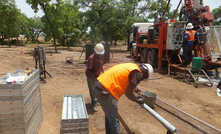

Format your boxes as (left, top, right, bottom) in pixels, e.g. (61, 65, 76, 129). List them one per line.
(0, 45, 221, 134)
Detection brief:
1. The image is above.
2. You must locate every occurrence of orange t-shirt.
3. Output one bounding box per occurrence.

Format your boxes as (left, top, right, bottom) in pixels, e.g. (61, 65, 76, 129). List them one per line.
(97, 63, 141, 100)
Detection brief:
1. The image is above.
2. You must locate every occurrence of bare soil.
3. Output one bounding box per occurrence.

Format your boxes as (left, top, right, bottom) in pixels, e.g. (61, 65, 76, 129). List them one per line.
(0, 45, 221, 134)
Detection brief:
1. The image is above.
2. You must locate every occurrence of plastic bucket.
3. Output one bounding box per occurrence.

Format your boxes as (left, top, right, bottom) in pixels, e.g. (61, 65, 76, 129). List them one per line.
(192, 57, 203, 71)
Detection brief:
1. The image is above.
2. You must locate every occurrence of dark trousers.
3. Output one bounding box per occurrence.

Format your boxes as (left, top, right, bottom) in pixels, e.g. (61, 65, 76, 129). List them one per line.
(183, 45, 193, 66)
(86, 76, 97, 107)
(95, 82, 120, 134)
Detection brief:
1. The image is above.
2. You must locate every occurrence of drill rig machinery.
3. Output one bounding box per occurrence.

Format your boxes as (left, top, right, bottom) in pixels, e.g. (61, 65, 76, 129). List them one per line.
(134, 0, 221, 87)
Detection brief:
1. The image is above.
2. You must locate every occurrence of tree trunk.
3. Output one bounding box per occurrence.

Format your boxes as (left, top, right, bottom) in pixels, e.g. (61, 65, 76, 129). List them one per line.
(53, 37, 57, 53)
(127, 32, 130, 51)
(41, 3, 57, 53)
(114, 40, 117, 46)
(35, 32, 41, 42)
(8, 38, 11, 48)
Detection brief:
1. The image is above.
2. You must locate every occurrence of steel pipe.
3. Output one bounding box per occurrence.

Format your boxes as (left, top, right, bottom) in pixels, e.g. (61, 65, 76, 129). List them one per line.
(157, 97, 221, 132)
(143, 103, 177, 133)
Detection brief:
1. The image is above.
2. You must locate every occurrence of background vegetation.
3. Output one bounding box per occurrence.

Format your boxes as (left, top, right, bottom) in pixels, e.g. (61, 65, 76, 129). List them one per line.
(0, 0, 220, 49)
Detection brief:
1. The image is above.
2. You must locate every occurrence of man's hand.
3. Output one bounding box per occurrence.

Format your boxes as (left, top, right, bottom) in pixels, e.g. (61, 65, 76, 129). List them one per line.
(134, 88, 141, 93)
(136, 96, 144, 104)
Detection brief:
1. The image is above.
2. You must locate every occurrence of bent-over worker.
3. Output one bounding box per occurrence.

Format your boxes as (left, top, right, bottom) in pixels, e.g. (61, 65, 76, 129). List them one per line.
(94, 63, 153, 134)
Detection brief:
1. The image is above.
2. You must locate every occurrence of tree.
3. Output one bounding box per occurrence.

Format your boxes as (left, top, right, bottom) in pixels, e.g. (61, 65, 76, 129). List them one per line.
(76, 0, 152, 45)
(27, 0, 85, 49)
(26, 0, 59, 52)
(213, 6, 221, 25)
(18, 14, 43, 42)
(54, 1, 86, 47)
(0, 0, 21, 46)
(147, 0, 176, 21)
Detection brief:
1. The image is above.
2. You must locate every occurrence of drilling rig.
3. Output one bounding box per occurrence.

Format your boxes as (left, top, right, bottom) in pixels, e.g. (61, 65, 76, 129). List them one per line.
(132, 0, 221, 87)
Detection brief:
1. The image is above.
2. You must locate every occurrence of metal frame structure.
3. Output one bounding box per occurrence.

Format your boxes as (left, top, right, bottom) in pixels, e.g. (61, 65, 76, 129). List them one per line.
(33, 46, 52, 80)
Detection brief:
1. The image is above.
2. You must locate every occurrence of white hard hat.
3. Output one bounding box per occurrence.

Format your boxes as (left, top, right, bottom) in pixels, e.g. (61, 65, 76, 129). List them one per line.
(94, 43, 105, 55)
(205, 26, 210, 31)
(186, 23, 193, 29)
(142, 63, 153, 77)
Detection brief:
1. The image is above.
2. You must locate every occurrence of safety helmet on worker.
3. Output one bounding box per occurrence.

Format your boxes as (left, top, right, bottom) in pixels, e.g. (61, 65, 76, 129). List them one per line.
(140, 63, 153, 78)
(94, 43, 105, 55)
(186, 23, 194, 30)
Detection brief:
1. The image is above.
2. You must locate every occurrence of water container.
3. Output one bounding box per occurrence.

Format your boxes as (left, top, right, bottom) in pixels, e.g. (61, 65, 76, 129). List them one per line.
(192, 57, 203, 71)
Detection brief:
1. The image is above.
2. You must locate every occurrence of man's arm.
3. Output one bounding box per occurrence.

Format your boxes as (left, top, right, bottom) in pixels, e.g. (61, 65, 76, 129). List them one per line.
(125, 70, 143, 102)
(101, 56, 104, 73)
(86, 55, 95, 78)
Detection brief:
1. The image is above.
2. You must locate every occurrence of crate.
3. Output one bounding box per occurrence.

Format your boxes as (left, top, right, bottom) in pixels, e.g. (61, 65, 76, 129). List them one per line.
(0, 70, 43, 134)
(61, 95, 88, 134)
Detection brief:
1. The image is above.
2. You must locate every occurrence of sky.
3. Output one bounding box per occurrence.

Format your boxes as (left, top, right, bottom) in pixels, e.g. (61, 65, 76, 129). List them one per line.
(15, 0, 221, 18)
(15, 0, 44, 18)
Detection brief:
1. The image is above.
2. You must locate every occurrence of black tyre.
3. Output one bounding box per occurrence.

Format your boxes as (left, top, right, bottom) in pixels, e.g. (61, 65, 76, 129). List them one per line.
(146, 49, 158, 68)
(140, 48, 147, 63)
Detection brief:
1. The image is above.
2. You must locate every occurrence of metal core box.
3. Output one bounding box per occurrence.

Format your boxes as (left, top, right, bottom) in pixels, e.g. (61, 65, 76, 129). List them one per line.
(61, 95, 88, 134)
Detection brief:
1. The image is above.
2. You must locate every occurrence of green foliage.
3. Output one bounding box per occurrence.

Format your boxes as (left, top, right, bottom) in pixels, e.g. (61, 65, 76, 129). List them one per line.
(0, 0, 180, 47)
(212, 6, 221, 25)
(18, 14, 44, 42)
(147, 0, 175, 21)
(27, 0, 86, 49)
(0, 0, 45, 46)
(0, 0, 21, 40)
(76, 0, 152, 45)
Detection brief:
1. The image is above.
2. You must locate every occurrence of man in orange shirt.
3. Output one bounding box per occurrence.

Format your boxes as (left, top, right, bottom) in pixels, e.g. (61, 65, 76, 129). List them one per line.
(182, 23, 198, 66)
(94, 63, 153, 134)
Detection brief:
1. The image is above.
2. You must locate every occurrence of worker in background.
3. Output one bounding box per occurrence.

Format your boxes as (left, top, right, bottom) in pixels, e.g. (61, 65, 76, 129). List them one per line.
(94, 63, 153, 134)
(182, 23, 198, 66)
(86, 43, 105, 112)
